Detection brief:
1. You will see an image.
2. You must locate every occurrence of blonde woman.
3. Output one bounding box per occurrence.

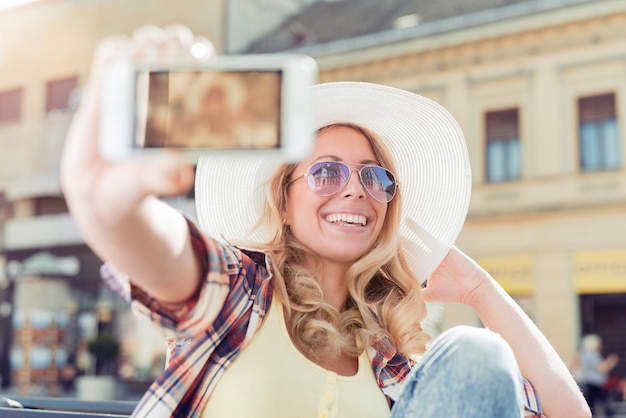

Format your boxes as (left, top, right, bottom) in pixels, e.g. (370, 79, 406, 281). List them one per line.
(61, 25, 590, 417)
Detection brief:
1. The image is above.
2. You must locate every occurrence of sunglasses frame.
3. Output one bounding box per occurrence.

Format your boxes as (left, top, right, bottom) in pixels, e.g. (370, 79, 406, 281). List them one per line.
(288, 160, 398, 203)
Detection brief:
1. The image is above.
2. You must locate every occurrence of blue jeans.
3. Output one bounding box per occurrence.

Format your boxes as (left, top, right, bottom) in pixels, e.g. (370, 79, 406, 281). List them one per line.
(390, 326, 524, 418)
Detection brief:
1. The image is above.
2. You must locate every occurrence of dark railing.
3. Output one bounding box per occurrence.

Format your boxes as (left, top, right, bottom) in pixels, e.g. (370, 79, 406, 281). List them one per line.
(0, 395, 136, 417)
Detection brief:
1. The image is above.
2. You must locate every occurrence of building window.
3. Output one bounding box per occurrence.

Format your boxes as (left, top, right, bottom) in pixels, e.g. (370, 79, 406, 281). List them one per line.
(485, 108, 521, 183)
(34, 196, 68, 216)
(0, 88, 22, 123)
(578, 93, 620, 172)
(46, 75, 78, 114)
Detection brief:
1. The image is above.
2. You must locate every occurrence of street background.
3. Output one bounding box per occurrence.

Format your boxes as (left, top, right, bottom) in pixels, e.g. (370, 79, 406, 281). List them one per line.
(1, 0, 626, 414)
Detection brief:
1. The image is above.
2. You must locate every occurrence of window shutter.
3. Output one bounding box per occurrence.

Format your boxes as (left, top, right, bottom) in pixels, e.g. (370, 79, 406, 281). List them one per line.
(486, 109, 519, 140)
(579, 93, 615, 123)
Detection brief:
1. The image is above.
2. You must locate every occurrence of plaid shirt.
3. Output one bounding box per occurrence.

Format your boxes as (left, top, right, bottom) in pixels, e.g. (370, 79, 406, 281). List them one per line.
(101, 220, 544, 418)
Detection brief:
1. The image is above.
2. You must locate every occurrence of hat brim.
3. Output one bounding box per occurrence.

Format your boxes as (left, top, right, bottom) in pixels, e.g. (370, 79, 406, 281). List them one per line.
(196, 82, 471, 282)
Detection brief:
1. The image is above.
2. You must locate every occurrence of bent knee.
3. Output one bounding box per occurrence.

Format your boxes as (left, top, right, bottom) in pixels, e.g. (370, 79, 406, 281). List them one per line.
(437, 326, 517, 368)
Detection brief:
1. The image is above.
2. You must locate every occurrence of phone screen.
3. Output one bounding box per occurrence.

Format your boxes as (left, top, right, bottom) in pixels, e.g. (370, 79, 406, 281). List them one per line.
(134, 69, 282, 150)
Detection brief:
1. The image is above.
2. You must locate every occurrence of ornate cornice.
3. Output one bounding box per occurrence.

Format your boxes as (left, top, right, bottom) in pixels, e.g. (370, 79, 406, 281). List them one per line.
(319, 11, 626, 83)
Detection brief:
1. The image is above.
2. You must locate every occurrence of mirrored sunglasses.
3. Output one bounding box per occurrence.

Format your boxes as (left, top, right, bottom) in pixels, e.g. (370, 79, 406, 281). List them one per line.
(289, 161, 397, 203)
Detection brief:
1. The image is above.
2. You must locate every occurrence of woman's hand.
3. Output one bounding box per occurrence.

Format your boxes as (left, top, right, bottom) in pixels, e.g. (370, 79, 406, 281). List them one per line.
(61, 25, 213, 221)
(421, 246, 494, 307)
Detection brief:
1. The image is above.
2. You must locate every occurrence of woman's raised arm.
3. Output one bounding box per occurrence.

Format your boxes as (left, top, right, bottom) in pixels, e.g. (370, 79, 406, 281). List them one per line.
(424, 247, 591, 418)
(61, 25, 212, 308)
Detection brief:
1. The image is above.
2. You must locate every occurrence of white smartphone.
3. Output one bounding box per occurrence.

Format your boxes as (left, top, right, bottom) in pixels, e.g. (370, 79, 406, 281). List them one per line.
(99, 54, 318, 163)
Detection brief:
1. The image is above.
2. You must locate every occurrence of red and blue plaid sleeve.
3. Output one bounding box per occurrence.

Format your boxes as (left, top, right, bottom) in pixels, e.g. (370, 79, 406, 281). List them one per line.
(522, 377, 544, 417)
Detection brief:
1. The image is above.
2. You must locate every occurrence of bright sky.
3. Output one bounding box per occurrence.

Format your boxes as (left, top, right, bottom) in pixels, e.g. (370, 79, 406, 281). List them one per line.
(0, 0, 41, 12)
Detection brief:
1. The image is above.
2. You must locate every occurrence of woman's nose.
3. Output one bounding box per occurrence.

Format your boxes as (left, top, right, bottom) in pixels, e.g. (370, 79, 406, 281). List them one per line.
(341, 169, 366, 199)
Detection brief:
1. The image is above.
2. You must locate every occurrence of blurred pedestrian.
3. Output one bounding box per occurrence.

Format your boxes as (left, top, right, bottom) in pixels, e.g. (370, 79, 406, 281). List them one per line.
(58, 361, 78, 394)
(579, 334, 619, 417)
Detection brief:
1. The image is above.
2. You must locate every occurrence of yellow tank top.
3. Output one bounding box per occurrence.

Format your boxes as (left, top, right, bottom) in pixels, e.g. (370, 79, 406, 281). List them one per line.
(202, 295, 390, 418)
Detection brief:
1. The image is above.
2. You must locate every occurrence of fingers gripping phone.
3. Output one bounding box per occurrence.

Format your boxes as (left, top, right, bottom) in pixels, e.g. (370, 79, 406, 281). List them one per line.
(99, 54, 319, 163)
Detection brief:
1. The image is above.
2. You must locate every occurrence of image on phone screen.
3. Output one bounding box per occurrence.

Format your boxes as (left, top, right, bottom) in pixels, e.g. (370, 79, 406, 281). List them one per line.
(135, 70, 282, 150)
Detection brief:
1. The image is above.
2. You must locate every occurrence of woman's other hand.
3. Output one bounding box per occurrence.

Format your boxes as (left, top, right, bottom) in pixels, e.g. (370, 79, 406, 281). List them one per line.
(421, 246, 494, 307)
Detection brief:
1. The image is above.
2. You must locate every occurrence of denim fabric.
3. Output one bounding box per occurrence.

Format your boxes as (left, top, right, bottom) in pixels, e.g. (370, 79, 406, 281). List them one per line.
(390, 326, 524, 418)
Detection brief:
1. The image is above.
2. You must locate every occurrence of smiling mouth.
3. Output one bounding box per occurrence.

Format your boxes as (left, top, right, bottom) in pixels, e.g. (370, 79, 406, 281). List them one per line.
(325, 213, 367, 226)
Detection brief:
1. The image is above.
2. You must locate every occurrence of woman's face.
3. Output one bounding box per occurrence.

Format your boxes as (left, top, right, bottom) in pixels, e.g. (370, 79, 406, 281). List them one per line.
(284, 125, 388, 268)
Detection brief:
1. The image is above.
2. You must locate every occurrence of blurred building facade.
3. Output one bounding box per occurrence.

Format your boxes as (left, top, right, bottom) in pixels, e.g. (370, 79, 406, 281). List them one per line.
(2, 0, 626, 395)
(0, 0, 225, 396)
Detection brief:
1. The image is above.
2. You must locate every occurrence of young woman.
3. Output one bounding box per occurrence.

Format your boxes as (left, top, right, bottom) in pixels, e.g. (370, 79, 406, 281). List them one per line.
(61, 24, 590, 417)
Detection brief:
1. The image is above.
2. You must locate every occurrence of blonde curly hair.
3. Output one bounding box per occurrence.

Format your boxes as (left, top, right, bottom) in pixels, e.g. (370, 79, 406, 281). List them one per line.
(246, 123, 430, 361)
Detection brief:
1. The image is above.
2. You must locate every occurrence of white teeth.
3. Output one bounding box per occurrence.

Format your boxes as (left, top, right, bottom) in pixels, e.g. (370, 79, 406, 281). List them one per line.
(326, 213, 367, 226)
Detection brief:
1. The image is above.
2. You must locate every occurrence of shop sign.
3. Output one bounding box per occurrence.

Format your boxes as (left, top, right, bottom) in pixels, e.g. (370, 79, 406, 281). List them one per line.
(574, 250, 626, 293)
(477, 255, 534, 295)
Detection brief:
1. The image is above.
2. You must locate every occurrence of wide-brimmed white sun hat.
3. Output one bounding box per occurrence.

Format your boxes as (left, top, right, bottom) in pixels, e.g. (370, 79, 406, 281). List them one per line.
(195, 81, 471, 283)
